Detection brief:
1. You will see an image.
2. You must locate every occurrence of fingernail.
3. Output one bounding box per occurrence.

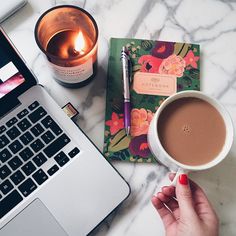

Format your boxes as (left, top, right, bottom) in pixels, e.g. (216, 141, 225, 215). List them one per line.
(179, 174, 188, 185)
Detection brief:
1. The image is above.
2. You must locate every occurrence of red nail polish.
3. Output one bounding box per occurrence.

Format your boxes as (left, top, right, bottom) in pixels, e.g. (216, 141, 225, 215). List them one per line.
(179, 174, 188, 185)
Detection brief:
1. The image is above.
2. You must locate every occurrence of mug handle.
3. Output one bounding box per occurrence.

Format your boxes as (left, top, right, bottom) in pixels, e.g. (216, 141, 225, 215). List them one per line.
(170, 168, 189, 186)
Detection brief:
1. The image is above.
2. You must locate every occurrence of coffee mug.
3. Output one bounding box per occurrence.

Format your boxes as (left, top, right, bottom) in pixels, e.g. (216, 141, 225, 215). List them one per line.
(147, 91, 234, 185)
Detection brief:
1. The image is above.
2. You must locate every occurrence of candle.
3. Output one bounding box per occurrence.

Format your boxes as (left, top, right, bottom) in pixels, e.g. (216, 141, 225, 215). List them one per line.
(35, 6, 98, 88)
(46, 30, 92, 59)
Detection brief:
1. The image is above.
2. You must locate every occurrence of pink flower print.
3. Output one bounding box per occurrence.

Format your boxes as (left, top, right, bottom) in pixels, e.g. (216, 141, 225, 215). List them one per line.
(131, 108, 154, 137)
(105, 112, 124, 135)
(184, 50, 199, 69)
(138, 55, 163, 73)
(159, 54, 186, 77)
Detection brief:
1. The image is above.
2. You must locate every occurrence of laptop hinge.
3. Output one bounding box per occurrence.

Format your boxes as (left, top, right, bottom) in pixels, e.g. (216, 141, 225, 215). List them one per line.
(0, 98, 21, 118)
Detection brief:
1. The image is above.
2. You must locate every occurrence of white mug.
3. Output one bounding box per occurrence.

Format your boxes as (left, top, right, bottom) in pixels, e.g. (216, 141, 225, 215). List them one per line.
(147, 91, 234, 185)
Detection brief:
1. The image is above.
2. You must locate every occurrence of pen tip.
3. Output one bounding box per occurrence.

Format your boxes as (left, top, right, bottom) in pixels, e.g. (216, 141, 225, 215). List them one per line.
(126, 126, 130, 136)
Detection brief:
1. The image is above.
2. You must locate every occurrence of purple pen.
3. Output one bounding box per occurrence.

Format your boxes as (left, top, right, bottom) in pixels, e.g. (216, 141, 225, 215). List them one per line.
(121, 46, 131, 135)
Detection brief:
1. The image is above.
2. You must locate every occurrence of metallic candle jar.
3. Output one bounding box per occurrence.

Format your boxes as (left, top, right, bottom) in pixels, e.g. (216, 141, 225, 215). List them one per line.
(34, 5, 98, 88)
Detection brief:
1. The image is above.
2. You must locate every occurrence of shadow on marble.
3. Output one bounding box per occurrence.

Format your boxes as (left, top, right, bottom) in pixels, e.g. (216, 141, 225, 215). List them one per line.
(77, 65, 107, 128)
(81, 65, 107, 109)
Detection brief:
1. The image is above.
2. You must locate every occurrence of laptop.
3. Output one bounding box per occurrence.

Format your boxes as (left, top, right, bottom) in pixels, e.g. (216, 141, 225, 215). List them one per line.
(0, 0, 27, 23)
(0, 28, 130, 236)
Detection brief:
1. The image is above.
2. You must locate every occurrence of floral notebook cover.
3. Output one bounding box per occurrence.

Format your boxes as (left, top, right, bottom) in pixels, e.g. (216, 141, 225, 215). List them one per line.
(103, 38, 200, 163)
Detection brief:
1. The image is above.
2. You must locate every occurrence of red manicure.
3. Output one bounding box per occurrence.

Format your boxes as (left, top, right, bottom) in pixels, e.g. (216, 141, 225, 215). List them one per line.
(179, 174, 188, 185)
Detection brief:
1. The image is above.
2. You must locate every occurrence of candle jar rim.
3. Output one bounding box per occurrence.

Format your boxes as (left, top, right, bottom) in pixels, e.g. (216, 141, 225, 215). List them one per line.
(34, 5, 99, 61)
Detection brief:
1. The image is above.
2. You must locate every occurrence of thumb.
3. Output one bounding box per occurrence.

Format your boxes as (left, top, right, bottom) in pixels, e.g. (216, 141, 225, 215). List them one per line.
(176, 174, 197, 219)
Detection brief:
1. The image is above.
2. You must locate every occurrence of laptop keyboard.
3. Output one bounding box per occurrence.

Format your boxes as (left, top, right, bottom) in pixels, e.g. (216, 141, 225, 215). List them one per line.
(0, 101, 80, 219)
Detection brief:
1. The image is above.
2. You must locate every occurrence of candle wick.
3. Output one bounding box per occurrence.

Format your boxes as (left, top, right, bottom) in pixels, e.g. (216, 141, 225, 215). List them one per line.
(73, 48, 80, 54)
(72, 48, 85, 56)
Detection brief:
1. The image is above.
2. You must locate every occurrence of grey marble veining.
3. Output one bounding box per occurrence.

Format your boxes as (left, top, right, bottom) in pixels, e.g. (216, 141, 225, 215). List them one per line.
(1, 0, 236, 235)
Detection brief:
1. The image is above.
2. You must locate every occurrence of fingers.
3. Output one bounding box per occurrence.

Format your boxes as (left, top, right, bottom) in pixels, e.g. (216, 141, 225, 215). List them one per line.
(151, 196, 176, 228)
(162, 185, 175, 197)
(176, 174, 198, 219)
(157, 192, 179, 217)
(161, 186, 178, 207)
(168, 173, 218, 224)
(180, 177, 217, 216)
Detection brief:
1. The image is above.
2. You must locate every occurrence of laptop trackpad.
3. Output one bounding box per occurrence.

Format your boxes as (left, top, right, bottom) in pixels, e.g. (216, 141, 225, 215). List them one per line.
(1, 199, 68, 236)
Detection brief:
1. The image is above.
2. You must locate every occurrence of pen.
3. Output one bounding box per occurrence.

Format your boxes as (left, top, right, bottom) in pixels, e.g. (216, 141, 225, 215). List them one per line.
(121, 46, 131, 136)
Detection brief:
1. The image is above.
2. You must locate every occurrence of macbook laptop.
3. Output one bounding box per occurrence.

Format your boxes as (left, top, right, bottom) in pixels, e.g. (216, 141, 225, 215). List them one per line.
(0, 0, 27, 23)
(0, 28, 130, 236)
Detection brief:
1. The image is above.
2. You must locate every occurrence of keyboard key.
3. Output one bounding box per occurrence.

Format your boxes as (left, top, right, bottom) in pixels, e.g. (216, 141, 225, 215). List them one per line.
(0, 165, 11, 180)
(0, 135, 10, 148)
(41, 115, 53, 128)
(28, 101, 39, 111)
(0, 179, 14, 195)
(9, 140, 23, 154)
(17, 109, 29, 119)
(0, 125, 6, 134)
(6, 126, 21, 140)
(68, 147, 80, 158)
(10, 170, 25, 185)
(44, 134, 71, 158)
(22, 161, 36, 176)
(32, 169, 48, 185)
(6, 117, 18, 127)
(19, 147, 34, 162)
(0, 190, 23, 219)
(54, 151, 69, 167)
(30, 139, 45, 153)
(17, 118, 32, 132)
(47, 164, 59, 176)
(18, 178, 37, 197)
(8, 156, 23, 171)
(20, 131, 34, 145)
(28, 107, 47, 123)
(30, 123, 44, 137)
(41, 130, 55, 144)
(33, 153, 47, 167)
(0, 148, 12, 163)
(41, 116, 62, 135)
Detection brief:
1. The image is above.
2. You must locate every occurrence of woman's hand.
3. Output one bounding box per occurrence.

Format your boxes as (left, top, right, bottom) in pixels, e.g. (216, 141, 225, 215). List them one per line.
(152, 173, 219, 236)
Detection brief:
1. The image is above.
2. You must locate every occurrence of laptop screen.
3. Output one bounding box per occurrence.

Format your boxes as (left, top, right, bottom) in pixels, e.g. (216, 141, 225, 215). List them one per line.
(0, 28, 37, 117)
(0, 46, 25, 99)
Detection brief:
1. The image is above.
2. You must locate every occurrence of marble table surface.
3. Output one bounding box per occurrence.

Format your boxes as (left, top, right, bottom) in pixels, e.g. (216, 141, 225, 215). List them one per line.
(2, 0, 236, 235)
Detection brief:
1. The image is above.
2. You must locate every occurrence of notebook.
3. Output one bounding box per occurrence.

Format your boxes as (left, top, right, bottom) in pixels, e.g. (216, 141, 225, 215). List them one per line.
(103, 38, 200, 163)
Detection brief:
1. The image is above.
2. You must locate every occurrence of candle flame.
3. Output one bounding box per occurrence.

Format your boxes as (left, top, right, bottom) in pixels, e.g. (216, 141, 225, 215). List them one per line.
(74, 31, 85, 53)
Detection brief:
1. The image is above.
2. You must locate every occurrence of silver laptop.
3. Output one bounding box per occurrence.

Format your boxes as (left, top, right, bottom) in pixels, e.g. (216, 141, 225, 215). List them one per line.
(0, 28, 130, 236)
(0, 0, 27, 24)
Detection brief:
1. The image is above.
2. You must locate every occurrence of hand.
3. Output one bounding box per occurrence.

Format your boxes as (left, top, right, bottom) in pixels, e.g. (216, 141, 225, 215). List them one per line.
(151, 173, 219, 236)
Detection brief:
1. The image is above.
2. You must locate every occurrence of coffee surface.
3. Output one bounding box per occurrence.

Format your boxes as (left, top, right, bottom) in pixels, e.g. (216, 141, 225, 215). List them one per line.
(158, 97, 226, 166)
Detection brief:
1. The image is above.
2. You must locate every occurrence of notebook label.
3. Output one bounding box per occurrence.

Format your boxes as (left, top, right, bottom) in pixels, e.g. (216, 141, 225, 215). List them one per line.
(133, 72, 177, 96)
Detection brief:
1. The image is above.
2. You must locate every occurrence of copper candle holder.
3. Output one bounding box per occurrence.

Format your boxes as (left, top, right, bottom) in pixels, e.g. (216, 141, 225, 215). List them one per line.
(35, 5, 98, 88)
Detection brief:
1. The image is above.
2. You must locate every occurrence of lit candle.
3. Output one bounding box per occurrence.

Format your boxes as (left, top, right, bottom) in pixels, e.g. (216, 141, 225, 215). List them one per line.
(35, 6, 98, 88)
(74, 31, 85, 55)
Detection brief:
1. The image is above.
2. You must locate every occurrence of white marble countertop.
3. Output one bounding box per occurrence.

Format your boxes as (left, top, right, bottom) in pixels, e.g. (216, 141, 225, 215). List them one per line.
(2, 0, 236, 235)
